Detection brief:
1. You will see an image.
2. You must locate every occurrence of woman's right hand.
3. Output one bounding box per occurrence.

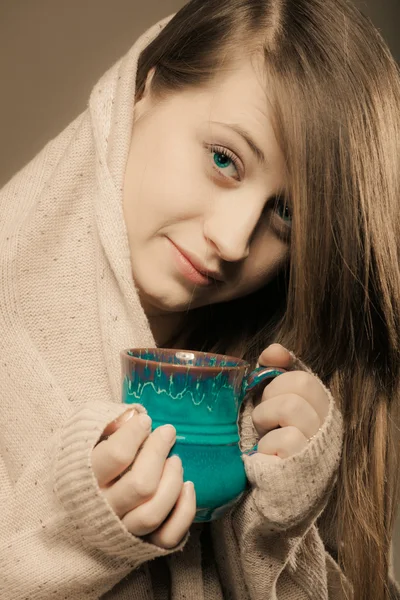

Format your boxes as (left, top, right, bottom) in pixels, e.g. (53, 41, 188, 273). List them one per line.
(91, 409, 196, 549)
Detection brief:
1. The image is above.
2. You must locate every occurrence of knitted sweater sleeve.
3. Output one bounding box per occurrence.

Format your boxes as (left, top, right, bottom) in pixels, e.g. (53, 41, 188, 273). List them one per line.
(212, 358, 345, 600)
(0, 400, 188, 600)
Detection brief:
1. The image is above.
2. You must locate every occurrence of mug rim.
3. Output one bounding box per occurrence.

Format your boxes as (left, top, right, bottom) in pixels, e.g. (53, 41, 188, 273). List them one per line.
(121, 348, 249, 372)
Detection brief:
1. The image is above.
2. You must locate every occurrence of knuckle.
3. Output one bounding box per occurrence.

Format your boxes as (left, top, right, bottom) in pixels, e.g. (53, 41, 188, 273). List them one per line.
(281, 425, 301, 445)
(156, 520, 191, 549)
(280, 393, 301, 416)
(129, 472, 157, 500)
(157, 533, 181, 550)
(292, 371, 314, 395)
(136, 508, 163, 533)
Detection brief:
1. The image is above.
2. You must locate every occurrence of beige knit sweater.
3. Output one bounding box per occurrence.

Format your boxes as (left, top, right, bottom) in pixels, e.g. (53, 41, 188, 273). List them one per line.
(0, 14, 349, 600)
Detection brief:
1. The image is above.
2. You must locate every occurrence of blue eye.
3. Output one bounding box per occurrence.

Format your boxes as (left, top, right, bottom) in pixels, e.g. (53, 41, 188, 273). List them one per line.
(274, 196, 292, 226)
(209, 145, 241, 180)
(214, 152, 232, 169)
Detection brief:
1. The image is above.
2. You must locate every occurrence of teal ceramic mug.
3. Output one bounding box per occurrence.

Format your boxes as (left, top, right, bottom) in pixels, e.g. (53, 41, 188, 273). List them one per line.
(121, 348, 285, 522)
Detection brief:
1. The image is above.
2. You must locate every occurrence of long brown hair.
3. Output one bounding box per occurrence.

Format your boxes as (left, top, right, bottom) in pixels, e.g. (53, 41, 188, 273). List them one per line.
(135, 1, 400, 597)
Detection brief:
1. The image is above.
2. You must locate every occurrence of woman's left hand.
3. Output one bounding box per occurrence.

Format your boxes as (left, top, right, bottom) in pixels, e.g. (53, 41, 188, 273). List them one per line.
(251, 344, 330, 461)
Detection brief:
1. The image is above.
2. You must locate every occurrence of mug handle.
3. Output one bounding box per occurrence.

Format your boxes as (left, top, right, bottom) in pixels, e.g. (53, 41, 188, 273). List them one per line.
(242, 365, 286, 455)
(244, 365, 286, 396)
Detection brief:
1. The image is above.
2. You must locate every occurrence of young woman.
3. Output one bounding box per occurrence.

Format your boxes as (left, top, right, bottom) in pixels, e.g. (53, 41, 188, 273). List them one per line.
(0, 1, 399, 599)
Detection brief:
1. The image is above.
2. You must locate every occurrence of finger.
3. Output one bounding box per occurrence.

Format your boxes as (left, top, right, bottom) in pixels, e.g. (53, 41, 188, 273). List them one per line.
(148, 481, 196, 549)
(133, 424, 176, 478)
(121, 455, 184, 535)
(257, 425, 308, 458)
(260, 371, 329, 423)
(91, 413, 152, 486)
(101, 425, 177, 517)
(258, 344, 293, 369)
(252, 393, 321, 440)
(99, 408, 137, 440)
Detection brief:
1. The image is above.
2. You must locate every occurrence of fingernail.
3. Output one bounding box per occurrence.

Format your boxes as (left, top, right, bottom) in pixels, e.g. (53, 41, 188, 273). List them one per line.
(139, 413, 152, 429)
(159, 424, 176, 443)
(117, 408, 136, 423)
(184, 481, 195, 496)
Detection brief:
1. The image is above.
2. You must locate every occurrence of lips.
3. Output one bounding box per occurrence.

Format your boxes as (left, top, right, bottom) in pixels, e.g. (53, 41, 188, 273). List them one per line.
(173, 243, 224, 282)
(168, 239, 224, 286)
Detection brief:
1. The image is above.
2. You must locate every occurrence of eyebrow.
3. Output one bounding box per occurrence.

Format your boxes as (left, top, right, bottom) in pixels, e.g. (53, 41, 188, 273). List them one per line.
(210, 121, 266, 166)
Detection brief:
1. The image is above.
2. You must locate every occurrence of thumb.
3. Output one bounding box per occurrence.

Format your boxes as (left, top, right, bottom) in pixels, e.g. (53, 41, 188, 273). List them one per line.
(258, 343, 293, 369)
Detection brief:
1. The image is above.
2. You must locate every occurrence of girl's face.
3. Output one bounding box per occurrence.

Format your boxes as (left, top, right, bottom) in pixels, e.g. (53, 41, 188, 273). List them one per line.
(123, 56, 290, 321)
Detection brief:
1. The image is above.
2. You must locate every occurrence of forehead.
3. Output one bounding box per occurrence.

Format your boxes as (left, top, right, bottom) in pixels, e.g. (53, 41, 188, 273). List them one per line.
(177, 54, 275, 146)
(203, 54, 269, 121)
(153, 54, 285, 186)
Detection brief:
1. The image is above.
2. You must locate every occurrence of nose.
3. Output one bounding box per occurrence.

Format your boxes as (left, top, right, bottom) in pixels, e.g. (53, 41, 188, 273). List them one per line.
(203, 200, 263, 263)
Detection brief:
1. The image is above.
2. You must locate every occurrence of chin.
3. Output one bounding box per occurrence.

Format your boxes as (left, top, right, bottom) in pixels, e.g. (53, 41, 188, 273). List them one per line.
(138, 283, 201, 314)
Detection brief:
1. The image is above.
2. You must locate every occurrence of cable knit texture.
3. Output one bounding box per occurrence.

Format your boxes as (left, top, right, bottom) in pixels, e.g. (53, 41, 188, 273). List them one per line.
(0, 13, 354, 600)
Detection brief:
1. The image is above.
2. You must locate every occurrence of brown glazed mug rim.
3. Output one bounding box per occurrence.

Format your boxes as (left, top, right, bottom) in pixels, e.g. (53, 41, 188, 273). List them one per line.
(121, 348, 249, 374)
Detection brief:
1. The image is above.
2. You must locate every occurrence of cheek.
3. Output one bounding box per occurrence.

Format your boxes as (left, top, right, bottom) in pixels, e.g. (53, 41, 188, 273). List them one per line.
(127, 136, 204, 213)
(242, 235, 289, 290)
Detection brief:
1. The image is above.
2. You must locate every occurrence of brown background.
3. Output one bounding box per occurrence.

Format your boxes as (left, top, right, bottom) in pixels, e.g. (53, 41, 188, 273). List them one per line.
(1, 0, 399, 579)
